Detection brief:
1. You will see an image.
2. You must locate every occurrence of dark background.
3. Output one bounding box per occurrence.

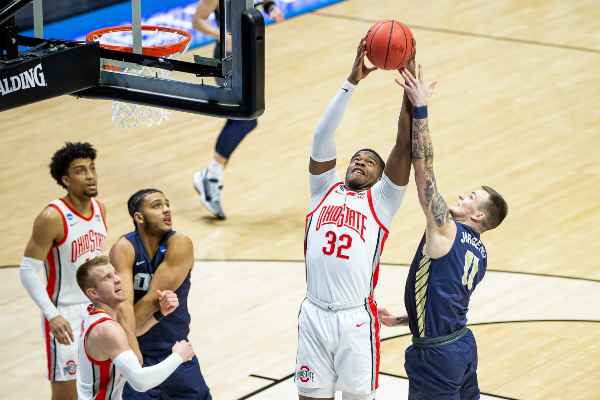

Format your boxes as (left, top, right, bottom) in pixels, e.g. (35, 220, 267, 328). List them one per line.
(15, 0, 126, 29)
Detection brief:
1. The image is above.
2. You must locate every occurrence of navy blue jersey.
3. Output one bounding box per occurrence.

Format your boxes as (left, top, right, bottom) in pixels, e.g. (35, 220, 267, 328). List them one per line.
(404, 222, 487, 338)
(125, 230, 191, 355)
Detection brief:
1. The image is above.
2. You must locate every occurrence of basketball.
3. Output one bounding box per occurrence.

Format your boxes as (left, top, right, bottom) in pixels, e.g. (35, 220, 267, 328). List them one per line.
(365, 20, 415, 70)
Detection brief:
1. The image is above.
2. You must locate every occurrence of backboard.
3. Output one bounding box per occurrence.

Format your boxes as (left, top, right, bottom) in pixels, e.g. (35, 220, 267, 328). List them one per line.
(0, 0, 265, 119)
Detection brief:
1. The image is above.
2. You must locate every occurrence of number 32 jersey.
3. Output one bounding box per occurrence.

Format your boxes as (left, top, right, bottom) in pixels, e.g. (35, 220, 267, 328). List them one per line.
(304, 179, 399, 306)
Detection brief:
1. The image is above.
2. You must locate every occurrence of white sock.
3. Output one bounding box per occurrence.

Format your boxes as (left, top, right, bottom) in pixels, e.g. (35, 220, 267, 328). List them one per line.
(207, 159, 224, 180)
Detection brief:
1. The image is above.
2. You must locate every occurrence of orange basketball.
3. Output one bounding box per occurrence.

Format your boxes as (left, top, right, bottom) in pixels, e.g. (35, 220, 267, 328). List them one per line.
(365, 20, 415, 70)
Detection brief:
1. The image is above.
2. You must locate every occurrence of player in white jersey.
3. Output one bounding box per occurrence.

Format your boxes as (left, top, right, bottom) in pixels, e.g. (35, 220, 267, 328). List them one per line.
(19, 142, 107, 400)
(75, 256, 195, 400)
(296, 39, 414, 400)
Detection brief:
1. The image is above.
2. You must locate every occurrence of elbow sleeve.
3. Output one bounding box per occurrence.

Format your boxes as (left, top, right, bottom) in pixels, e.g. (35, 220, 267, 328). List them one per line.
(113, 350, 183, 392)
(310, 80, 356, 162)
(20, 257, 60, 321)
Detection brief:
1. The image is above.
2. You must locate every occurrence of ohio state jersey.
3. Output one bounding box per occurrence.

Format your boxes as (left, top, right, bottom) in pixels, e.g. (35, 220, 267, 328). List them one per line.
(77, 305, 125, 400)
(304, 181, 389, 306)
(45, 198, 107, 306)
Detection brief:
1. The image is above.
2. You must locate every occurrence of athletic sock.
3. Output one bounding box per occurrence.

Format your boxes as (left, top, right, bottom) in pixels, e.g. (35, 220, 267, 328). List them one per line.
(207, 159, 224, 180)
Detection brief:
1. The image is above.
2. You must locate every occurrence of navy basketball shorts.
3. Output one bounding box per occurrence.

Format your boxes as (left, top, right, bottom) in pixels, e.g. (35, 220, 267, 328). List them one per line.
(123, 354, 212, 400)
(404, 329, 480, 400)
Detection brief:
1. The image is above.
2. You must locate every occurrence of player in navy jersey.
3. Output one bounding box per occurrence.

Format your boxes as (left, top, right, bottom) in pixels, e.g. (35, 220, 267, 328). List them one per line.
(380, 66, 508, 400)
(192, 0, 284, 219)
(109, 189, 212, 400)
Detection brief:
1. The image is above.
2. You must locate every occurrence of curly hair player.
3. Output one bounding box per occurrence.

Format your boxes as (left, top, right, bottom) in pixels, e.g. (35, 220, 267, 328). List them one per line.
(19, 142, 108, 400)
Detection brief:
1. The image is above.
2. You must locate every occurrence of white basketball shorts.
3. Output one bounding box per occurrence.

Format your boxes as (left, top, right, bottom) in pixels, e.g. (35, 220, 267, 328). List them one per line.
(42, 303, 87, 381)
(295, 297, 381, 399)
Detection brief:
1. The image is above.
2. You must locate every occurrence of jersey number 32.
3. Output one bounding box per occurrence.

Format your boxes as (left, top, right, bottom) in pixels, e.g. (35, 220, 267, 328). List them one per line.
(322, 231, 353, 260)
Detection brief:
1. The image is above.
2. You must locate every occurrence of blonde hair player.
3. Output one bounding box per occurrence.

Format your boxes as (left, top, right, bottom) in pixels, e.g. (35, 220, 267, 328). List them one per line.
(19, 142, 107, 400)
(75, 256, 194, 400)
(295, 38, 414, 400)
(380, 65, 508, 399)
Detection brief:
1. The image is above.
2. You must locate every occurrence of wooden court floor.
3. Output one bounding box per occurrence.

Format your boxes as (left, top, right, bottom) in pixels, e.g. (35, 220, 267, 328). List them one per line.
(1, 1, 599, 398)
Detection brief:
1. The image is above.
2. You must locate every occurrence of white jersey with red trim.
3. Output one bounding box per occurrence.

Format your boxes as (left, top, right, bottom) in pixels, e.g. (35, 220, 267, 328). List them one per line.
(45, 198, 107, 306)
(77, 305, 125, 400)
(304, 181, 389, 306)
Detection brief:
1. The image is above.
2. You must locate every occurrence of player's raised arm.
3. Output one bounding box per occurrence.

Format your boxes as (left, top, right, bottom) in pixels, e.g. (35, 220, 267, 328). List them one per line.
(132, 233, 194, 330)
(383, 59, 414, 187)
(109, 238, 143, 360)
(397, 66, 455, 257)
(308, 38, 376, 183)
(192, 0, 220, 39)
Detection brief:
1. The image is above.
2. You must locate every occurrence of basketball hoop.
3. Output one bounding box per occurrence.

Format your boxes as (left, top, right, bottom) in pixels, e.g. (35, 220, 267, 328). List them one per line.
(86, 25, 192, 128)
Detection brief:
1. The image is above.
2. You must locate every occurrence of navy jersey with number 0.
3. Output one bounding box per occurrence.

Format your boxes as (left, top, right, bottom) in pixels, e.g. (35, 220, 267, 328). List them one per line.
(404, 222, 487, 338)
(126, 230, 191, 355)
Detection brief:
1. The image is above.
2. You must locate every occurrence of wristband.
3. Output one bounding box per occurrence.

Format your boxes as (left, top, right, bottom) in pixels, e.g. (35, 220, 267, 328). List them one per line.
(413, 105, 428, 119)
(341, 80, 356, 93)
(153, 310, 165, 321)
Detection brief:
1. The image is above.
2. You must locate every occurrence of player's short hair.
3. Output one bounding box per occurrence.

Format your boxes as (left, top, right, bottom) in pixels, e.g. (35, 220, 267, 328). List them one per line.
(49, 142, 97, 188)
(479, 186, 508, 231)
(76, 255, 110, 294)
(352, 148, 386, 177)
(127, 188, 163, 228)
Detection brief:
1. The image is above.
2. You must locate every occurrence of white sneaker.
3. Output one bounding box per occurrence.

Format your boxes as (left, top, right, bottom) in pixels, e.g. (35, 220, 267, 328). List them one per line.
(193, 169, 226, 220)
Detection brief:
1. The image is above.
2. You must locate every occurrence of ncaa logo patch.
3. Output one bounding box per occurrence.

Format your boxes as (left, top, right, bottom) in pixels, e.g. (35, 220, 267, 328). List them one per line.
(64, 360, 77, 376)
(66, 213, 74, 221)
(296, 365, 314, 383)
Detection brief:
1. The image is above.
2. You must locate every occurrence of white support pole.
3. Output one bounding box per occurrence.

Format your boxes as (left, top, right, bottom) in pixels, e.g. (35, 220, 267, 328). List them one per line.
(132, 0, 142, 54)
(33, 0, 43, 38)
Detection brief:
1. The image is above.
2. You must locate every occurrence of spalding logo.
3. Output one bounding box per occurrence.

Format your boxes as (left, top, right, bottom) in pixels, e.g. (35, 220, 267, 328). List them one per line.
(0, 64, 47, 96)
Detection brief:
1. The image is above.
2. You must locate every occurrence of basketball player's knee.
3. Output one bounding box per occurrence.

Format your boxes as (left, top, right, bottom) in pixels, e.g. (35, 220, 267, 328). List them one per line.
(342, 391, 375, 400)
(51, 380, 77, 400)
(298, 387, 334, 400)
(215, 118, 258, 158)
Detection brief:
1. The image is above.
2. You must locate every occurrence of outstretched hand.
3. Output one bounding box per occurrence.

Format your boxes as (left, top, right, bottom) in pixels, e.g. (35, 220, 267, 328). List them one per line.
(348, 37, 377, 85)
(396, 64, 437, 107)
(378, 307, 409, 327)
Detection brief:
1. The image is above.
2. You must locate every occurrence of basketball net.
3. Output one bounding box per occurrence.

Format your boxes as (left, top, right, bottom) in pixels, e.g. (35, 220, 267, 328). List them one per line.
(87, 26, 192, 128)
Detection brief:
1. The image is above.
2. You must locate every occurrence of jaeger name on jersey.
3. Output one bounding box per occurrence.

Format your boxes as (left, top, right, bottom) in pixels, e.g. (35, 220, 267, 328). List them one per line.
(71, 230, 106, 262)
(460, 231, 487, 258)
(316, 204, 367, 241)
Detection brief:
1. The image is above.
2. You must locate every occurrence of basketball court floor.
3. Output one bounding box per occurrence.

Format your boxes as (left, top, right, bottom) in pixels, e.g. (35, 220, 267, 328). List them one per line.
(1, 1, 599, 399)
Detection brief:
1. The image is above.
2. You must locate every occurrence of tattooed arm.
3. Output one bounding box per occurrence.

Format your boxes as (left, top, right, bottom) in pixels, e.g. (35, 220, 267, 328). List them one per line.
(398, 66, 455, 258)
(411, 116, 447, 226)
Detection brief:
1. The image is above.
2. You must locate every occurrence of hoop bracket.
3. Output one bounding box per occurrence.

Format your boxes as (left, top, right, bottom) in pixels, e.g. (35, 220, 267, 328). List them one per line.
(99, 48, 222, 77)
